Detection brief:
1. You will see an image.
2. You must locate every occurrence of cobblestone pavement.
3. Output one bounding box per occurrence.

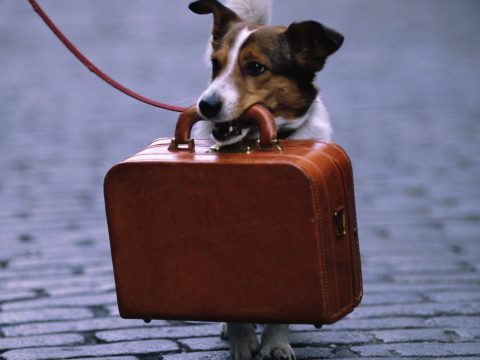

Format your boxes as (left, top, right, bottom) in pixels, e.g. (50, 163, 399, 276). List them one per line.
(1, 0, 479, 359)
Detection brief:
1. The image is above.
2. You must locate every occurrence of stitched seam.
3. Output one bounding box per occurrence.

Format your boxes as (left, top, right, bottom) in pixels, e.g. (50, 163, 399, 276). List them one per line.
(298, 163, 331, 319)
(330, 144, 363, 300)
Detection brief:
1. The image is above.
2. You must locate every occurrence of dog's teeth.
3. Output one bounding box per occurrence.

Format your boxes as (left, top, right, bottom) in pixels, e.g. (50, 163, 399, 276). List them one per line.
(229, 125, 234, 133)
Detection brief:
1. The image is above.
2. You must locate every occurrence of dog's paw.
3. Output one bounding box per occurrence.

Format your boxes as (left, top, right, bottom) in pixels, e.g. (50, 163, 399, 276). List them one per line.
(260, 324, 295, 360)
(220, 322, 228, 339)
(261, 342, 296, 360)
(231, 340, 260, 360)
(226, 323, 260, 360)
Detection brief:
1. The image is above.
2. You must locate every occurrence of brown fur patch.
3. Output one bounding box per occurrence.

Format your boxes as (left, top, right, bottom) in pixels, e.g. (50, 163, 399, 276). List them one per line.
(229, 26, 317, 120)
(210, 24, 248, 79)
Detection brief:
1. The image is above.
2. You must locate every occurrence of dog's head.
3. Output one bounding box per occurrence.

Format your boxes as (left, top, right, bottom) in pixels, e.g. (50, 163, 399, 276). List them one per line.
(189, 0, 343, 145)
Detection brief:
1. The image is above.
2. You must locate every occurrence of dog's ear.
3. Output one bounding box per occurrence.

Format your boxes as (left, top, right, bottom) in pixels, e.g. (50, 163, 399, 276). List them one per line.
(189, 0, 240, 46)
(286, 21, 344, 72)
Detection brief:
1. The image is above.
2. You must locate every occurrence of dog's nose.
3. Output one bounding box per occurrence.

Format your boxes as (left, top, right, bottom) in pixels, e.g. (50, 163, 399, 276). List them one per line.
(199, 95, 222, 119)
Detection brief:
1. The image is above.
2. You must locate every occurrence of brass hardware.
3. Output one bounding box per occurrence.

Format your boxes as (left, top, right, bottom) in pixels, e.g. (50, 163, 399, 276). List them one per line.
(209, 144, 221, 152)
(208, 138, 281, 154)
(209, 143, 253, 154)
(169, 139, 195, 152)
(272, 138, 283, 151)
(334, 208, 346, 237)
(256, 138, 282, 151)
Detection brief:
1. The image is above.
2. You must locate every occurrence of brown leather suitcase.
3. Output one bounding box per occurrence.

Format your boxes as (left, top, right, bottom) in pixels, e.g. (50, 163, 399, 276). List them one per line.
(104, 105, 362, 325)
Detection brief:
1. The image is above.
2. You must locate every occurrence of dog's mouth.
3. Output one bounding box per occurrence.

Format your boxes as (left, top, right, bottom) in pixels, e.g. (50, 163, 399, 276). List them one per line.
(212, 120, 253, 147)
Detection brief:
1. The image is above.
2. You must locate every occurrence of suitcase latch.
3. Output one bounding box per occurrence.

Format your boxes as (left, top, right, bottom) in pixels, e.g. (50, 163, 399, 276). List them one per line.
(334, 208, 346, 237)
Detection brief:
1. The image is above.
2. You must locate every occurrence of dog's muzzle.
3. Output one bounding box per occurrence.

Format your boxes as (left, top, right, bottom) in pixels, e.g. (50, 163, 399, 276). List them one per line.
(199, 94, 222, 119)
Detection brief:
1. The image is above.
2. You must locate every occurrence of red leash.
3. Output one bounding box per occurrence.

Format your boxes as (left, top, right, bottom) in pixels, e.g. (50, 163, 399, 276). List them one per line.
(28, 0, 187, 113)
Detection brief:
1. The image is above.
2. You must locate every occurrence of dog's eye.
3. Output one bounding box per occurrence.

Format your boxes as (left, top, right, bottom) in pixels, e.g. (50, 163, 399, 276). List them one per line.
(211, 58, 221, 76)
(245, 61, 267, 76)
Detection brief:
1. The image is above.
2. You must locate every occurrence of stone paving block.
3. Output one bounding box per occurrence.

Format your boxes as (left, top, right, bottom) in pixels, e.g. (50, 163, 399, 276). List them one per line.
(384, 262, 469, 274)
(364, 282, 480, 294)
(2, 317, 164, 337)
(1, 292, 117, 310)
(162, 351, 231, 360)
(454, 328, 480, 342)
(107, 305, 120, 316)
(0, 273, 114, 291)
(83, 264, 115, 276)
(0, 290, 38, 302)
(0, 333, 84, 350)
(0, 308, 93, 325)
(372, 328, 453, 343)
(350, 302, 480, 319)
(7, 255, 110, 271)
(69, 357, 139, 360)
(96, 324, 221, 342)
(293, 346, 334, 359)
(290, 331, 375, 346)
(179, 336, 228, 351)
(296, 317, 430, 331)
(46, 283, 116, 297)
(425, 290, 480, 303)
(1, 339, 178, 360)
(363, 256, 468, 269)
(0, 268, 75, 281)
(352, 342, 480, 357)
(359, 293, 424, 306)
(426, 316, 480, 329)
(391, 272, 480, 284)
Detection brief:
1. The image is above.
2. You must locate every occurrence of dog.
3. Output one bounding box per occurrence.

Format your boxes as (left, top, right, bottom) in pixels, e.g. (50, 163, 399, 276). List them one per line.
(188, 0, 344, 359)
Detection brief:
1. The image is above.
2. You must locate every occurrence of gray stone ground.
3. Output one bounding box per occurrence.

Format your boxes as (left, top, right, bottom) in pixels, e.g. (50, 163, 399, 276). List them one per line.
(1, 0, 479, 359)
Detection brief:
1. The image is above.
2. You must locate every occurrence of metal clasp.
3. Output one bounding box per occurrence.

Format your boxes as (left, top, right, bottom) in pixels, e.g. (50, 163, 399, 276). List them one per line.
(334, 208, 346, 238)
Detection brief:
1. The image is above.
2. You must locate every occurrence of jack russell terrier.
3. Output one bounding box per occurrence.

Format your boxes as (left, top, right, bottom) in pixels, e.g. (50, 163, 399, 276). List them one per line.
(189, 0, 344, 359)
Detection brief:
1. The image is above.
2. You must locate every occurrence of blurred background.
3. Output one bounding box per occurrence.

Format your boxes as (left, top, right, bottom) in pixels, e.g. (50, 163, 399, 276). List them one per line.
(0, 0, 479, 357)
(1, 0, 478, 255)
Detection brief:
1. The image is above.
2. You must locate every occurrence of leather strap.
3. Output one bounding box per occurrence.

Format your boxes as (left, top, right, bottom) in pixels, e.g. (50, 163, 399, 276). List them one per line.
(169, 106, 202, 151)
(170, 104, 278, 151)
(240, 105, 278, 148)
(28, 0, 187, 113)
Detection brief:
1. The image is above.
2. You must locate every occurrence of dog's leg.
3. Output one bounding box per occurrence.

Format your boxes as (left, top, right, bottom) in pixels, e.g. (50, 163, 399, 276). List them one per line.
(261, 324, 295, 360)
(223, 322, 259, 360)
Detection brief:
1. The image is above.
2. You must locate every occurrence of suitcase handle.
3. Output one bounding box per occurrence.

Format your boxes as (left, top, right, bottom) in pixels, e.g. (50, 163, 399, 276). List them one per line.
(169, 105, 278, 151)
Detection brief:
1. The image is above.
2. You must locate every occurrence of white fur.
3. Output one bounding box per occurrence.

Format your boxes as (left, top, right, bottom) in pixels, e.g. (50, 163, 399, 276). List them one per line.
(193, 96, 332, 142)
(203, 0, 271, 63)
(277, 97, 332, 141)
(226, 0, 271, 24)
(196, 28, 255, 123)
